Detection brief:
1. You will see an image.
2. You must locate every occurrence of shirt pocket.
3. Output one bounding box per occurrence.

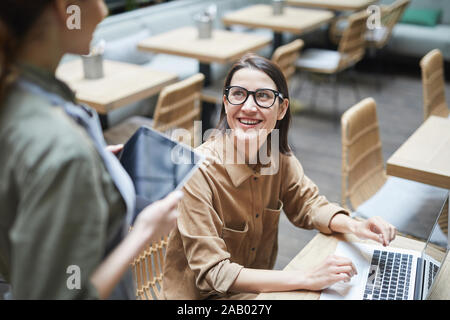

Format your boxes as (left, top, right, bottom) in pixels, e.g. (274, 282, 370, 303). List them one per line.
(221, 222, 249, 265)
(261, 200, 283, 248)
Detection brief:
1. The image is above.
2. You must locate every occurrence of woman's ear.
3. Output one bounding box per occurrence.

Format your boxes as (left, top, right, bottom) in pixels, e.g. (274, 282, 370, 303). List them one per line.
(52, 0, 72, 25)
(277, 98, 289, 120)
(223, 95, 228, 114)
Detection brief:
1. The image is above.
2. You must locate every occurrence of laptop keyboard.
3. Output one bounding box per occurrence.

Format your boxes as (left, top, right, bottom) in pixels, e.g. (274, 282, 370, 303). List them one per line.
(363, 250, 413, 300)
(427, 260, 439, 291)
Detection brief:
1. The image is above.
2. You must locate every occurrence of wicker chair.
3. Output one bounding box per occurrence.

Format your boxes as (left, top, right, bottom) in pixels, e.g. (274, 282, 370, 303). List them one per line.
(341, 98, 449, 241)
(366, 0, 410, 50)
(131, 235, 169, 300)
(271, 39, 304, 83)
(341, 97, 386, 210)
(152, 73, 204, 147)
(329, 0, 410, 49)
(296, 10, 369, 118)
(104, 73, 204, 147)
(271, 39, 304, 114)
(420, 49, 450, 120)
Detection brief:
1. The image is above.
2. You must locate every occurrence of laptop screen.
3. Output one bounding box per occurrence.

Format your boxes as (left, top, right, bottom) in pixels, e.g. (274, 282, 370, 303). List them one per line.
(422, 192, 449, 299)
(119, 126, 205, 224)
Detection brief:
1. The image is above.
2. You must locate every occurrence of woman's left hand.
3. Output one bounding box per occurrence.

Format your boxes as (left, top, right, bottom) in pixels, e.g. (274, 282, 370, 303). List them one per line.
(353, 216, 397, 247)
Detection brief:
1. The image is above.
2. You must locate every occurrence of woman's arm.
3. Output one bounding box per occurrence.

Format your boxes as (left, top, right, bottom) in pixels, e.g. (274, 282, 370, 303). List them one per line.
(230, 254, 357, 293)
(90, 191, 182, 299)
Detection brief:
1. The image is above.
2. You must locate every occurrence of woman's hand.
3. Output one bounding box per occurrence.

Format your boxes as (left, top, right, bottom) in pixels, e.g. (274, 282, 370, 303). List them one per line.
(302, 255, 358, 291)
(353, 216, 397, 247)
(105, 144, 124, 156)
(330, 213, 397, 247)
(133, 190, 183, 244)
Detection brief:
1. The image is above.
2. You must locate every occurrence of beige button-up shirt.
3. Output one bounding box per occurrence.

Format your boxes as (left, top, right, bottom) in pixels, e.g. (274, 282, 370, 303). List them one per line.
(163, 134, 349, 299)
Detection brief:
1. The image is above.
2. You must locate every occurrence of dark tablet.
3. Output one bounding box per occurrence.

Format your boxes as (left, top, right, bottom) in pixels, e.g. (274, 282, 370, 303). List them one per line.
(119, 126, 205, 223)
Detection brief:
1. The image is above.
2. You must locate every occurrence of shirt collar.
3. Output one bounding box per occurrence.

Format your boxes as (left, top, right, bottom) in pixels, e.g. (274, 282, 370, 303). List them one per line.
(17, 62, 77, 103)
(209, 133, 272, 188)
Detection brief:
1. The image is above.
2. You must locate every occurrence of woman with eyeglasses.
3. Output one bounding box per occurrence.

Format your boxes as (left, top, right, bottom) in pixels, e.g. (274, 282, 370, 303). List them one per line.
(162, 53, 397, 299)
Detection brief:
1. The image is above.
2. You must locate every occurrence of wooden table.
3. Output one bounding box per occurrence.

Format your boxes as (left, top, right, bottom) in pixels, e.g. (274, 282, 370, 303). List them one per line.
(138, 26, 271, 86)
(386, 116, 450, 190)
(256, 232, 450, 299)
(56, 59, 178, 129)
(222, 4, 334, 51)
(286, 0, 378, 12)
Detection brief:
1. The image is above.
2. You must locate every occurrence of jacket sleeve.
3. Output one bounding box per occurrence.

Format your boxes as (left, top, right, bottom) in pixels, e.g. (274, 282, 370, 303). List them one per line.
(9, 147, 110, 299)
(280, 155, 350, 234)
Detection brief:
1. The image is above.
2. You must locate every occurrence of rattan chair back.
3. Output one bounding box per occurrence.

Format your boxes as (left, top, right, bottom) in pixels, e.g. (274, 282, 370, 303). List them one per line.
(271, 39, 304, 83)
(341, 97, 387, 210)
(131, 235, 169, 300)
(420, 49, 449, 120)
(337, 10, 369, 71)
(153, 73, 205, 147)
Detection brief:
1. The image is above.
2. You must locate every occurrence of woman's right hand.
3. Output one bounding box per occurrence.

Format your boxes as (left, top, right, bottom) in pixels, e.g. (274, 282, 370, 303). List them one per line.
(301, 255, 358, 291)
(133, 190, 184, 243)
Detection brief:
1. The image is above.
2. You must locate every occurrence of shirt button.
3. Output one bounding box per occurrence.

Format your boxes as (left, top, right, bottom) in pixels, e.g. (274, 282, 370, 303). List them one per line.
(251, 247, 255, 251)
(253, 177, 258, 181)
(255, 213, 259, 218)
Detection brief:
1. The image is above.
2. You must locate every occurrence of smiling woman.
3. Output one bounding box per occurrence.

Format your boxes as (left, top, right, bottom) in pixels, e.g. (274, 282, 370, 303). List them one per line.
(162, 54, 398, 300)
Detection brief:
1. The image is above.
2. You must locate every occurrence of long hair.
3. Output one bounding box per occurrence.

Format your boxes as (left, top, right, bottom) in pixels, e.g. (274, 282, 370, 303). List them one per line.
(0, 0, 54, 103)
(217, 53, 292, 155)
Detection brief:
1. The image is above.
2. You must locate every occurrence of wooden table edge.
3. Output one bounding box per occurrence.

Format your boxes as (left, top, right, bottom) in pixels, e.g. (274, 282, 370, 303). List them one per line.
(285, 0, 377, 11)
(77, 75, 177, 114)
(386, 159, 450, 190)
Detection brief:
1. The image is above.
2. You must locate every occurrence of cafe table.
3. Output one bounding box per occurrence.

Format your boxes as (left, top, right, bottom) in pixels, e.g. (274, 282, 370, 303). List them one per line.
(386, 116, 450, 190)
(137, 26, 271, 87)
(256, 232, 450, 299)
(56, 58, 178, 129)
(222, 4, 334, 51)
(286, 0, 378, 12)
(386, 115, 450, 239)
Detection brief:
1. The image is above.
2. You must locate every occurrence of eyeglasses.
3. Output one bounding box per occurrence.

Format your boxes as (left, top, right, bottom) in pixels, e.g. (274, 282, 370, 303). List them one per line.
(224, 86, 284, 109)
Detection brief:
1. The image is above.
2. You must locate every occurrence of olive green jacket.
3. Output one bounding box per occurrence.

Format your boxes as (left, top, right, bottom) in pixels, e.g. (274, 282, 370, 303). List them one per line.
(0, 64, 126, 299)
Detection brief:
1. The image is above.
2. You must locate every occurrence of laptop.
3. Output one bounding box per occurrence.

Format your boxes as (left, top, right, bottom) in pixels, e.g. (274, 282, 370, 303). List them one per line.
(321, 196, 449, 300)
(119, 126, 205, 224)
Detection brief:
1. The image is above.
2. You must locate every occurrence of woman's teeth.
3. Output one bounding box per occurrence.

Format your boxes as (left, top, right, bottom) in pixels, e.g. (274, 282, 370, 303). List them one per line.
(239, 118, 261, 125)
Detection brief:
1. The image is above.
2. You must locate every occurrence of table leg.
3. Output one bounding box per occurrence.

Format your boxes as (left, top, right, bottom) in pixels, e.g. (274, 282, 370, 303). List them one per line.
(198, 62, 216, 134)
(273, 32, 284, 53)
(99, 113, 109, 130)
(199, 62, 212, 87)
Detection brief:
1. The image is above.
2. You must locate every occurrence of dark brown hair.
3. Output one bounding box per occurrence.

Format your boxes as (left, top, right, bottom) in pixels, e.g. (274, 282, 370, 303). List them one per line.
(0, 0, 54, 102)
(217, 53, 292, 155)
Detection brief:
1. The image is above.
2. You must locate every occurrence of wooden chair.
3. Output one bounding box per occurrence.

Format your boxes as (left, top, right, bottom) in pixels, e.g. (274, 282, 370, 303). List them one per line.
(152, 73, 204, 147)
(329, 0, 410, 49)
(420, 49, 450, 120)
(366, 0, 410, 50)
(131, 235, 169, 300)
(271, 39, 304, 83)
(341, 98, 448, 241)
(341, 97, 386, 210)
(271, 39, 304, 114)
(104, 73, 204, 147)
(296, 10, 369, 118)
